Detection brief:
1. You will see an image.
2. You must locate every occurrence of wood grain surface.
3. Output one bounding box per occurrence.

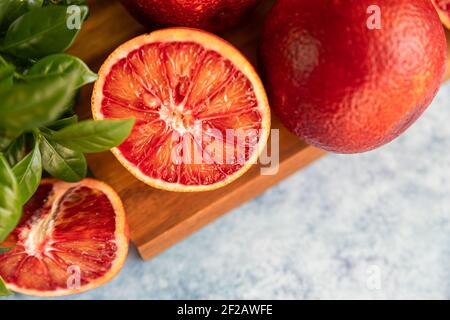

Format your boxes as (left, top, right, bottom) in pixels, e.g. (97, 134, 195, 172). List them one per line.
(70, 0, 449, 260)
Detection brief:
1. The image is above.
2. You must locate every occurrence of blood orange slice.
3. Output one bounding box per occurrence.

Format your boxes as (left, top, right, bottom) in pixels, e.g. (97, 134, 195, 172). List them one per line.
(91, 28, 271, 192)
(432, 0, 450, 29)
(0, 179, 128, 297)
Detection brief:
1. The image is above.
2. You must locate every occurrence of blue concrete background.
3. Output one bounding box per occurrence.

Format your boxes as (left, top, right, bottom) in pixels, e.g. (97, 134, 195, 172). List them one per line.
(8, 82, 450, 300)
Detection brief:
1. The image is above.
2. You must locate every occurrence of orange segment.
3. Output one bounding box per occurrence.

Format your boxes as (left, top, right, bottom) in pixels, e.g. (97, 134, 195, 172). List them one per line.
(185, 51, 237, 109)
(103, 59, 147, 106)
(195, 73, 259, 119)
(163, 42, 205, 105)
(128, 45, 171, 105)
(92, 28, 271, 192)
(0, 179, 128, 297)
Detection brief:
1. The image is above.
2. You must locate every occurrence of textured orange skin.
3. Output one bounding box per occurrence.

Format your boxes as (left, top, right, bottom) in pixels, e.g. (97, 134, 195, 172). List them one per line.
(260, 0, 447, 153)
(432, 0, 450, 29)
(120, 0, 261, 32)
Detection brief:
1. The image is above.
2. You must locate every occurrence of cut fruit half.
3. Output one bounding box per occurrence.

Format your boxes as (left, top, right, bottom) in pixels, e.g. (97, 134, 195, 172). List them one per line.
(432, 0, 450, 29)
(92, 28, 271, 192)
(0, 179, 128, 297)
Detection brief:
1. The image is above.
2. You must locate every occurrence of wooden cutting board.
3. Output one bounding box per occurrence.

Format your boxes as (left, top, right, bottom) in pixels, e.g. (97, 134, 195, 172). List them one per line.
(70, 0, 450, 260)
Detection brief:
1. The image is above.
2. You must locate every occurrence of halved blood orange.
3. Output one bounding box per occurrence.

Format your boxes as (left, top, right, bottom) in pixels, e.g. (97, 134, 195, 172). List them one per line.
(91, 28, 271, 192)
(432, 0, 450, 29)
(0, 179, 128, 297)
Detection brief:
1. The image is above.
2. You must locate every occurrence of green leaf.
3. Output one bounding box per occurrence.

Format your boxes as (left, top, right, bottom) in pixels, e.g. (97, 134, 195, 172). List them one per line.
(0, 138, 12, 153)
(0, 1, 23, 29)
(0, 276, 12, 296)
(13, 143, 41, 205)
(39, 135, 86, 182)
(0, 155, 21, 242)
(0, 128, 20, 151)
(0, 66, 14, 89)
(0, 0, 43, 32)
(0, 246, 13, 254)
(26, 53, 97, 89)
(4, 135, 26, 166)
(27, 0, 44, 8)
(0, 56, 14, 89)
(44, 0, 86, 5)
(51, 119, 135, 153)
(47, 114, 78, 130)
(0, 70, 79, 132)
(0, 5, 88, 59)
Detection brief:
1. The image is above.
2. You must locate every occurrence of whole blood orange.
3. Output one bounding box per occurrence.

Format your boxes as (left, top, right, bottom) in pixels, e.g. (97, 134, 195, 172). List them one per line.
(260, 0, 447, 153)
(120, 0, 261, 32)
(432, 0, 450, 29)
(92, 28, 270, 192)
(0, 179, 128, 297)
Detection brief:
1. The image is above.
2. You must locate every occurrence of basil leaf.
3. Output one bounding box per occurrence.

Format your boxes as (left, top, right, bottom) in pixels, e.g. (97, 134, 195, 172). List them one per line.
(39, 135, 86, 182)
(0, 67, 14, 89)
(13, 144, 41, 205)
(0, 0, 43, 32)
(51, 119, 135, 153)
(47, 114, 78, 130)
(26, 53, 97, 89)
(0, 64, 14, 78)
(0, 246, 13, 254)
(0, 276, 12, 296)
(4, 135, 26, 166)
(0, 155, 21, 242)
(44, 0, 86, 5)
(0, 57, 14, 89)
(0, 138, 13, 152)
(0, 128, 20, 151)
(0, 71, 79, 132)
(27, 0, 44, 8)
(0, 5, 88, 59)
(0, 1, 23, 29)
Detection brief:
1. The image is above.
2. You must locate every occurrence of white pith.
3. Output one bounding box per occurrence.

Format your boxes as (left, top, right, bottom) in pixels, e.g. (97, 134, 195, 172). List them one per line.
(21, 183, 67, 258)
(158, 102, 202, 135)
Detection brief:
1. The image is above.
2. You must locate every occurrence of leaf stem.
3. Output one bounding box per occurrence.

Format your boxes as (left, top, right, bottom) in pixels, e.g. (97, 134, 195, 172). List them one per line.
(0, 55, 8, 65)
(32, 129, 42, 140)
(13, 72, 25, 80)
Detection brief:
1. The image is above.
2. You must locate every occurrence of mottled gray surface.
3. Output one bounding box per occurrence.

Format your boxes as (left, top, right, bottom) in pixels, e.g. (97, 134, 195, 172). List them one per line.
(9, 82, 450, 300)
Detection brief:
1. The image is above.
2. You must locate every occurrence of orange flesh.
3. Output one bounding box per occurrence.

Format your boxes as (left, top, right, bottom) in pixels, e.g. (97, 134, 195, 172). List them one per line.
(0, 182, 119, 292)
(100, 41, 263, 186)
